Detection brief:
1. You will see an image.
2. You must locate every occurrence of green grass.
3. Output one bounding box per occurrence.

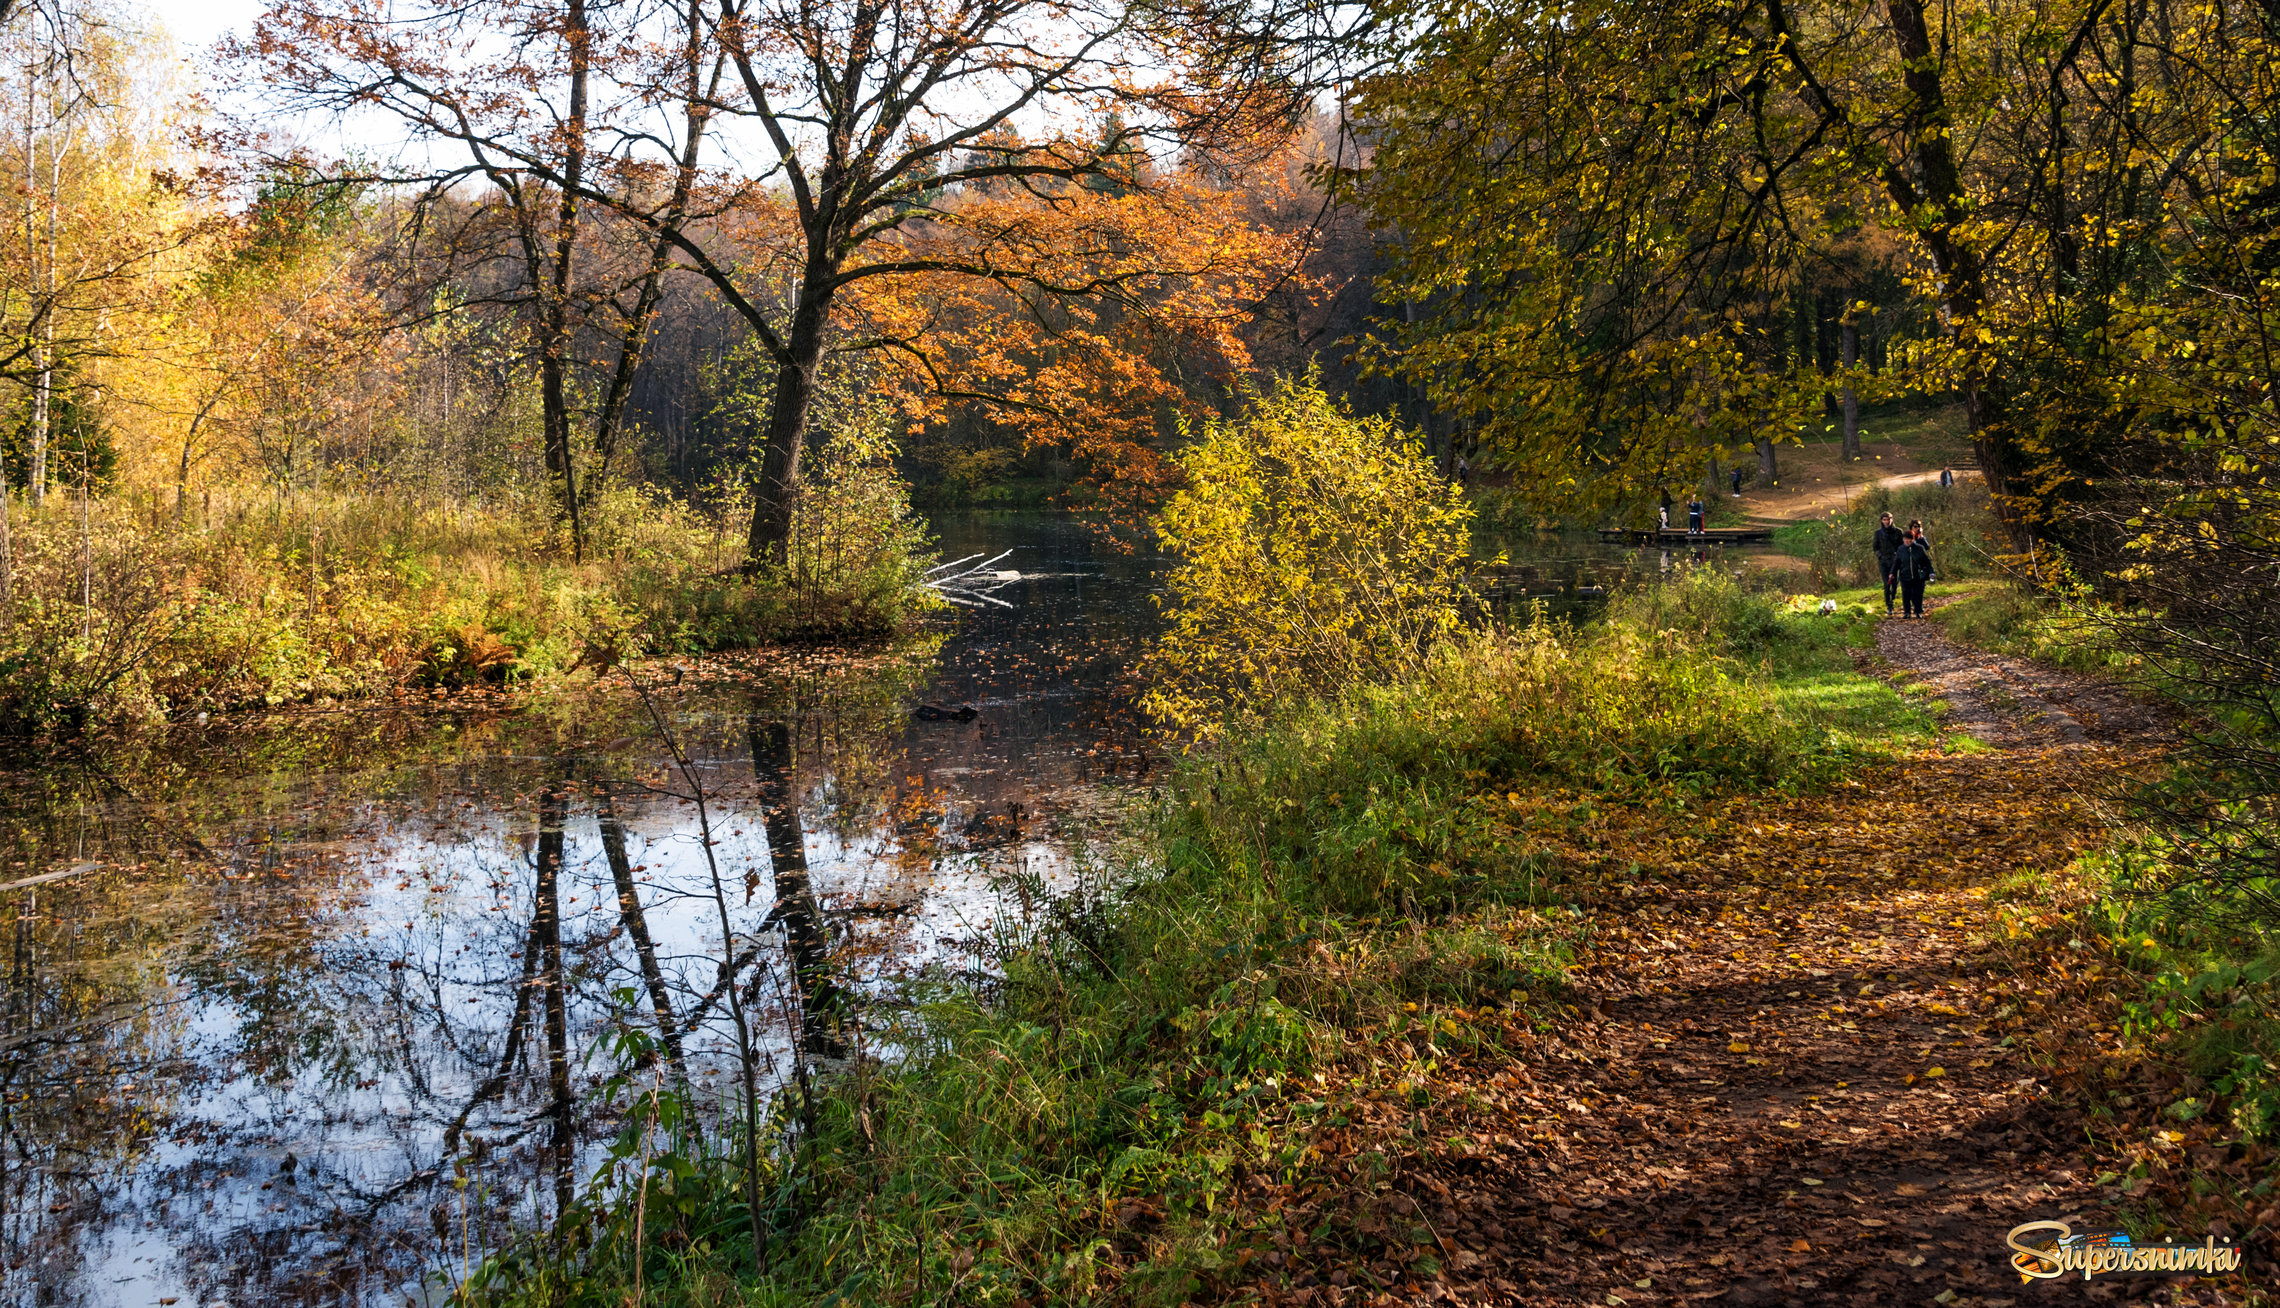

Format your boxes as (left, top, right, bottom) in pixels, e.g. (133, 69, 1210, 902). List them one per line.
(1926, 584, 2142, 680)
(1854, 398, 1972, 462)
(1777, 480, 2005, 590)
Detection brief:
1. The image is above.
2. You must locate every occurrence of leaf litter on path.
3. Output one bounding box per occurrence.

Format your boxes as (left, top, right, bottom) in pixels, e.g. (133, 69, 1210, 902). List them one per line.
(1225, 618, 2262, 1307)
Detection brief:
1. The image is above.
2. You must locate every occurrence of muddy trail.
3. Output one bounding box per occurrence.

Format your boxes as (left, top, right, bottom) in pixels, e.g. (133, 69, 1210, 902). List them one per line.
(1250, 614, 2268, 1306)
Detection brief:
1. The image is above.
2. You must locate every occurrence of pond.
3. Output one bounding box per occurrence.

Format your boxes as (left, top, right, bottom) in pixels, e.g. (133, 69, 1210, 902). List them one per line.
(0, 512, 1165, 1308)
(0, 515, 1758, 1307)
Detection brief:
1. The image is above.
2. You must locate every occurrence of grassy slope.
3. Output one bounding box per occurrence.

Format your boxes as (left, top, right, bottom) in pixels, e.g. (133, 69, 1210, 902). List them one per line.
(465, 572, 1967, 1307)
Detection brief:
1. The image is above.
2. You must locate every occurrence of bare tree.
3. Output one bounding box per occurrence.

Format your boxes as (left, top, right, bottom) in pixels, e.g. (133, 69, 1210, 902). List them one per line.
(237, 0, 723, 558)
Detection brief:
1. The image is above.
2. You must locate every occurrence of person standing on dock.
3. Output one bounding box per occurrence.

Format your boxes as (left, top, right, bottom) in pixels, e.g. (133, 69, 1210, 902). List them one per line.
(1872, 512, 1905, 614)
(1687, 498, 1704, 534)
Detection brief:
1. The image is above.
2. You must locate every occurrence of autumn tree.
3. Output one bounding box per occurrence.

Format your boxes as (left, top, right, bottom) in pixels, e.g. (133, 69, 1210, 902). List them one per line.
(243, 0, 1318, 565)
(1, 1, 196, 502)
(1339, 0, 2279, 532)
(674, 0, 1329, 559)
(238, 0, 723, 559)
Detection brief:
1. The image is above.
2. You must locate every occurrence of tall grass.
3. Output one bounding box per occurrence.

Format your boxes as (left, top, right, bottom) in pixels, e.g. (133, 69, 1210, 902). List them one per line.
(1776, 479, 2005, 589)
(0, 459, 931, 733)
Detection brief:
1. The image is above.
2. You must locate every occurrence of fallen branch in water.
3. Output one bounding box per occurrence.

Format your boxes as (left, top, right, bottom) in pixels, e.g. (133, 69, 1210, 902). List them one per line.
(920, 550, 1020, 608)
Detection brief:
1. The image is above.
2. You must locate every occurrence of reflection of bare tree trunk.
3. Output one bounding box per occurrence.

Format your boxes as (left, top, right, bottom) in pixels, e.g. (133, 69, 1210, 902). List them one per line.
(746, 715, 842, 1056)
(598, 801, 687, 1090)
(1, 893, 25, 1232)
(441, 909, 543, 1159)
(534, 786, 574, 1223)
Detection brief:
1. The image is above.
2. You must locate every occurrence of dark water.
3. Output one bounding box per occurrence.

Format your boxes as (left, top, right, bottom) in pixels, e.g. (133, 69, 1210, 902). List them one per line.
(0, 512, 1161, 1308)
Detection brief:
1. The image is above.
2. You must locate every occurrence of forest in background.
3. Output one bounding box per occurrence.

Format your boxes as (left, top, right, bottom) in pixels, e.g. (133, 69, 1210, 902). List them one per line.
(0, 0, 2269, 777)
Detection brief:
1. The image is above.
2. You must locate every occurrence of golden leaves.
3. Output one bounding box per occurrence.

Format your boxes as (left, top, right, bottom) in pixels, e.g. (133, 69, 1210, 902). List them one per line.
(1140, 374, 1477, 732)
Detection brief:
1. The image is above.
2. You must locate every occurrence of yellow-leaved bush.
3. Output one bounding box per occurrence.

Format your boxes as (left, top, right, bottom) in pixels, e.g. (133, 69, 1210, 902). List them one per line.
(1141, 375, 1477, 735)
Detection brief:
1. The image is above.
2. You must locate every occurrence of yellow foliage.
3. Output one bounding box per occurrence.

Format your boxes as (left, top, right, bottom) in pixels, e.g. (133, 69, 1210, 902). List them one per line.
(1141, 375, 1477, 734)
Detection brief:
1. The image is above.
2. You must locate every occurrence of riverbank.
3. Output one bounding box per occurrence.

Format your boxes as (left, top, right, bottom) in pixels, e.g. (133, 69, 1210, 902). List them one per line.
(447, 568, 2200, 1305)
(0, 471, 932, 735)
(473, 563, 2280, 1305)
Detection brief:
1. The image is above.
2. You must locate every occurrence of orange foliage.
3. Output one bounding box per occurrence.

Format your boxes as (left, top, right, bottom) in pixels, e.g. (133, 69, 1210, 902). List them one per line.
(836, 147, 1321, 522)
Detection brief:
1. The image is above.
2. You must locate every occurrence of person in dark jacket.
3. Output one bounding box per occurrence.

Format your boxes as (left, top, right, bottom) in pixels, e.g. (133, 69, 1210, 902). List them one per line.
(1687, 498, 1704, 533)
(1872, 512, 1906, 613)
(1894, 528, 1934, 618)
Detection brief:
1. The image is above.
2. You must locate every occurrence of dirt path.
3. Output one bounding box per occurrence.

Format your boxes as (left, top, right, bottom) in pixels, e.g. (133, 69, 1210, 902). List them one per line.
(1259, 620, 2247, 1306)
(1737, 467, 1977, 524)
(1875, 608, 2173, 749)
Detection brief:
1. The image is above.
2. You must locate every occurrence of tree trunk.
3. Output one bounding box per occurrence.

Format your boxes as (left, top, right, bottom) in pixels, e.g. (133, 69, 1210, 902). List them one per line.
(600, 804, 688, 1091)
(748, 713, 842, 1055)
(27, 62, 55, 511)
(0, 457, 11, 632)
(537, 0, 592, 562)
(746, 293, 828, 568)
(1883, 0, 2021, 539)
(1756, 436, 1777, 485)
(535, 785, 575, 1226)
(1840, 321, 1860, 461)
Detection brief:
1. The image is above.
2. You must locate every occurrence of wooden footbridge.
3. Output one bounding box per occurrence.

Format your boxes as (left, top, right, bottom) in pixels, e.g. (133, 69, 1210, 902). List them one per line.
(1597, 525, 1775, 546)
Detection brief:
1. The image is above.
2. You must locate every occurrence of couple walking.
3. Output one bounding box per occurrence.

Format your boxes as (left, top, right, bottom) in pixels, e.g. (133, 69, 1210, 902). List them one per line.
(1872, 511, 1936, 618)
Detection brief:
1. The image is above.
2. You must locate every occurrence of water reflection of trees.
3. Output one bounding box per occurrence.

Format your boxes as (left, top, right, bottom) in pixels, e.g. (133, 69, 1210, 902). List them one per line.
(0, 638, 1082, 1304)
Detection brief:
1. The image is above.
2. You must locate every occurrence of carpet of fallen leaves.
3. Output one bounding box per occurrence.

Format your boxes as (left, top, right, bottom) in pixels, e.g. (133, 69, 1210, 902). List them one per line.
(1211, 624, 2271, 1307)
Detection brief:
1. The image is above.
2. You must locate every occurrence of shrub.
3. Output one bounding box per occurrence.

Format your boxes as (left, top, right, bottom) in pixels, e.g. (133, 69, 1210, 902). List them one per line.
(1143, 374, 1476, 735)
(0, 453, 933, 732)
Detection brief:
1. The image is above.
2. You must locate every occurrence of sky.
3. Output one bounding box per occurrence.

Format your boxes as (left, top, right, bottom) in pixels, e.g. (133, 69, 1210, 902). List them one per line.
(146, 0, 422, 165)
(149, 0, 262, 53)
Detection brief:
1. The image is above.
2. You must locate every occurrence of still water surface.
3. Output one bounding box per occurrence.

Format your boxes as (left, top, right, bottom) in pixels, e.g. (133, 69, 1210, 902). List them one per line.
(0, 516, 1730, 1306)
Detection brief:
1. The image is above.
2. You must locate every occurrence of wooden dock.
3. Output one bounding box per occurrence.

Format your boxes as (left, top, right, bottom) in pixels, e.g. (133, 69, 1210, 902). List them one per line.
(1598, 526, 1774, 546)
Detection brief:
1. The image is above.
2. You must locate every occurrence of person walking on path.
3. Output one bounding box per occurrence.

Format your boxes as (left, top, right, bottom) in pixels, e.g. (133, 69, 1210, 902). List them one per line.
(1872, 511, 1906, 614)
(1940, 465, 1955, 489)
(1895, 527, 1934, 619)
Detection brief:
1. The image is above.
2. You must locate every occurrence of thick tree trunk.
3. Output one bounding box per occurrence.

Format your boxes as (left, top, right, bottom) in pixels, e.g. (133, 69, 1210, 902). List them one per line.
(746, 292, 829, 568)
(1884, 0, 2023, 540)
(1756, 436, 1777, 485)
